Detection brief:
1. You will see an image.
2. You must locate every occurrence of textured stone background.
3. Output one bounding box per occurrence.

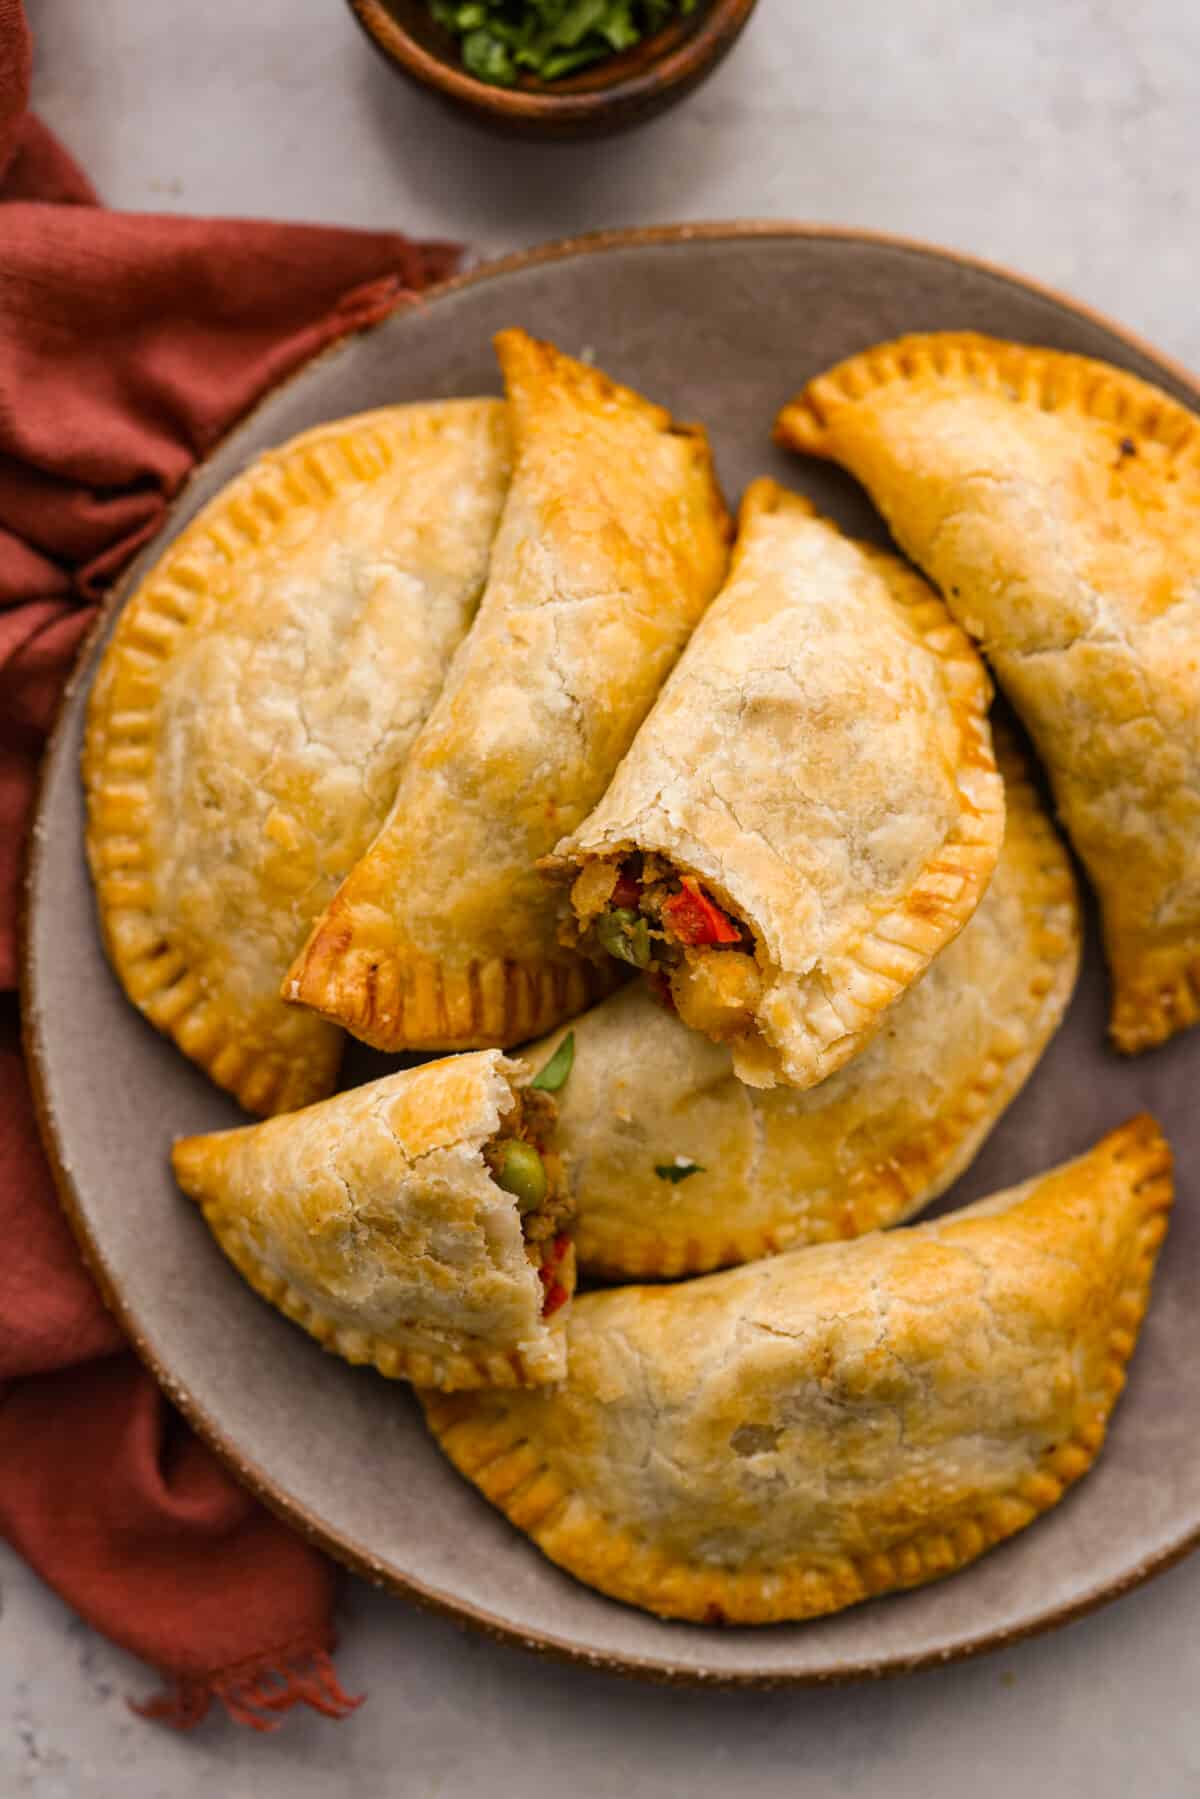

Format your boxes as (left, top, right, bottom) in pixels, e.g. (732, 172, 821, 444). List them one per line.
(8, 1, 1200, 1792)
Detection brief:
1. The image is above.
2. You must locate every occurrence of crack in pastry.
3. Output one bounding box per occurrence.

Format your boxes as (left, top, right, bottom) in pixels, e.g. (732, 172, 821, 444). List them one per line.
(282, 330, 732, 1054)
(546, 479, 1004, 1090)
(526, 726, 1080, 1278)
(84, 399, 512, 1115)
(775, 332, 1200, 1055)
(171, 1051, 576, 1390)
(421, 1117, 1171, 1623)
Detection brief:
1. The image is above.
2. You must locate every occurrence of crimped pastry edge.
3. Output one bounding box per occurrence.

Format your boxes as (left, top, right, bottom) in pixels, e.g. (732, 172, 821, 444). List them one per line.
(171, 1050, 576, 1390)
(493, 326, 732, 514)
(775, 333, 1200, 1058)
(421, 1115, 1172, 1623)
(199, 1203, 571, 1389)
(283, 941, 614, 1052)
(282, 330, 729, 1056)
(83, 401, 503, 1116)
(574, 728, 1081, 1279)
(1109, 943, 1200, 1056)
(775, 331, 1200, 474)
(738, 488, 1005, 1087)
(555, 480, 1006, 1093)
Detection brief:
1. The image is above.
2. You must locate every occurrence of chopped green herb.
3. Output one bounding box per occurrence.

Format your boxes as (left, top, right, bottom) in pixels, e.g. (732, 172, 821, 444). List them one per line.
(462, 25, 517, 82)
(595, 907, 652, 969)
(655, 1157, 706, 1184)
(530, 1030, 576, 1092)
(428, 0, 699, 88)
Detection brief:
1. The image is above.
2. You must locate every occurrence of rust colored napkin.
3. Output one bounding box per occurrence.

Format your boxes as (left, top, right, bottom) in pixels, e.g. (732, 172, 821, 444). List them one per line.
(0, 2, 459, 1729)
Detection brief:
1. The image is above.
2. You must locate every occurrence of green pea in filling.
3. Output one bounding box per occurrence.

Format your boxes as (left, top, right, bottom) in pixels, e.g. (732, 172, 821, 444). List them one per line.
(484, 1088, 574, 1257)
(594, 907, 652, 968)
(491, 1138, 548, 1212)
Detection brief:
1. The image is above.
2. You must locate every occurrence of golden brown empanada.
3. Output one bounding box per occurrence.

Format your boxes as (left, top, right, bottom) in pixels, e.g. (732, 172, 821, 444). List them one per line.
(547, 479, 1003, 1090)
(85, 400, 511, 1115)
(284, 331, 731, 1054)
(423, 1116, 1171, 1623)
(529, 730, 1079, 1278)
(172, 1051, 575, 1390)
(776, 332, 1200, 1054)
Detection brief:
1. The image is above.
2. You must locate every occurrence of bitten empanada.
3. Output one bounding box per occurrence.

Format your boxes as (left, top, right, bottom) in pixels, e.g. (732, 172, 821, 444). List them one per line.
(548, 480, 1003, 1090)
(172, 1052, 575, 1390)
(529, 730, 1079, 1278)
(285, 331, 731, 1053)
(423, 1117, 1171, 1623)
(85, 400, 511, 1115)
(777, 333, 1200, 1054)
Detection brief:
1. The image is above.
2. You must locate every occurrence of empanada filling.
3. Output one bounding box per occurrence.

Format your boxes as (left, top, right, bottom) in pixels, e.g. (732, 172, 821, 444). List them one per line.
(577, 855, 762, 1043)
(485, 1087, 575, 1317)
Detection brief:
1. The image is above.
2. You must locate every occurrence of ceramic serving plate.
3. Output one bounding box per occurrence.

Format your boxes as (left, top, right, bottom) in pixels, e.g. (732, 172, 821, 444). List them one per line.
(24, 225, 1200, 1685)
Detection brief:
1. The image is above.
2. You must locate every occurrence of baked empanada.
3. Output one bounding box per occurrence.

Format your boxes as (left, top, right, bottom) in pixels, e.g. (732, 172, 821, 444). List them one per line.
(547, 480, 1003, 1090)
(530, 730, 1079, 1278)
(172, 1051, 575, 1390)
(85, 399, 511, 1115)
(423, 1116, 1171, 1623)
(285, 331, 731, 1053)
(776, 332, 1200, 1054)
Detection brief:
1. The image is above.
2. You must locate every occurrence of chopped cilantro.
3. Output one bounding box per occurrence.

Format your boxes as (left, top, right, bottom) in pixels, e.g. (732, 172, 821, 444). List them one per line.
(530, 1030, 576, 1092)
(655, 1157, 706, 1184)
(428, 0, 699, 88)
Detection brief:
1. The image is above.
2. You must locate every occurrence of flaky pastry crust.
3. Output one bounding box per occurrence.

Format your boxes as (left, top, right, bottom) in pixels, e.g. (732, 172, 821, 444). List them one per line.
(549, 480, 1004, 1089)
(84, 400, 511, 1114)
(776, 332, 1200, 1055)
(529, 729, 1079, 1278)
(284, 330, 731, 1053)
(172, 1052, 572, 1389)
(423, 1117, 1171, 1623)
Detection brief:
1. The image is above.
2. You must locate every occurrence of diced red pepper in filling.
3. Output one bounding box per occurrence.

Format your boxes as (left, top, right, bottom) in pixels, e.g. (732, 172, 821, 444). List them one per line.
(611, 867, 643, 909)
(539, 1240, 571, 1317)
(661, 878, 741, 948)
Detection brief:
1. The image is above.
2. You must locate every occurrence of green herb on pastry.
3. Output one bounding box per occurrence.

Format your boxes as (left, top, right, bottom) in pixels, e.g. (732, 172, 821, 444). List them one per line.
(172, 1051, 576, 1388)
(422, 1117, 1171, 1624)
(530, 729, 1080, 1279)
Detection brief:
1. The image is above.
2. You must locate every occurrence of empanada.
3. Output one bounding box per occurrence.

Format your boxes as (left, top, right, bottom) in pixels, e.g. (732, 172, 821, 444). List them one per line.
(776, 332, 1200, 1054)
(547, 480, 1004, 1090)
(172, 1050, 575, 1390)
(529, 730, 1079, 1278)
(285, 331, 731, 1053)
(85, 399, 511, 1115)
(423, 1116, 1171, 1623)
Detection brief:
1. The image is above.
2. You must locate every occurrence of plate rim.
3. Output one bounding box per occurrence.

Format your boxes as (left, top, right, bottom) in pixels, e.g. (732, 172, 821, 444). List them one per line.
(22, 219, 1200, 1689)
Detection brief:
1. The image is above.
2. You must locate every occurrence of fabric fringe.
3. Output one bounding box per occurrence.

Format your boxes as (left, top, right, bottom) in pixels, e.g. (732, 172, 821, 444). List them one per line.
(131, 1646, 364, 1733)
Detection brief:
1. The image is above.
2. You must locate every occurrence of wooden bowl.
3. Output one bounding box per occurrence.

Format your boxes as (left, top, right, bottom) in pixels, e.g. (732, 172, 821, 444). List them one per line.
(346, 0, 759, 140)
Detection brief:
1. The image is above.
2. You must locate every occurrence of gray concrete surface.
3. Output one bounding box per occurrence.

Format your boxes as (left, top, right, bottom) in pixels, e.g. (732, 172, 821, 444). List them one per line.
(10, 0, 1200, 1790)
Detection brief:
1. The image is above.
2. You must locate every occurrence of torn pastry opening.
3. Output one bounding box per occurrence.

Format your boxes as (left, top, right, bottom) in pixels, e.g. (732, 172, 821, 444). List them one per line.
(570, 853, 762, 1048)
(485, 1082, 576, 1319)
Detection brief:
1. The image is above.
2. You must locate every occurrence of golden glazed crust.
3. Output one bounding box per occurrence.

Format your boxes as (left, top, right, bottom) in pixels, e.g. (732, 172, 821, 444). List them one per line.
(529, 729, 1079, 1278)
(284, 330, 732, 1052)
(776, 332, 1200, 1055)
(422, 1117, 1172, 1623)
(172, 1052, 572, 1389)
(549, 480, 1004, 1090)
(85, 400, 511, 1115)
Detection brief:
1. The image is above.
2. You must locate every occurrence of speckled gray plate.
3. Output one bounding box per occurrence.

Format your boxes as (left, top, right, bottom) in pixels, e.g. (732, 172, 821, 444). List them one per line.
(23, 226, 1200, 1685)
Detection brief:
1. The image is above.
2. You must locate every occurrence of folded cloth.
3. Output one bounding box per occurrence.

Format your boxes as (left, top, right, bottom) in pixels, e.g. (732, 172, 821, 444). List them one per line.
(0, 0, 460, 1729)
